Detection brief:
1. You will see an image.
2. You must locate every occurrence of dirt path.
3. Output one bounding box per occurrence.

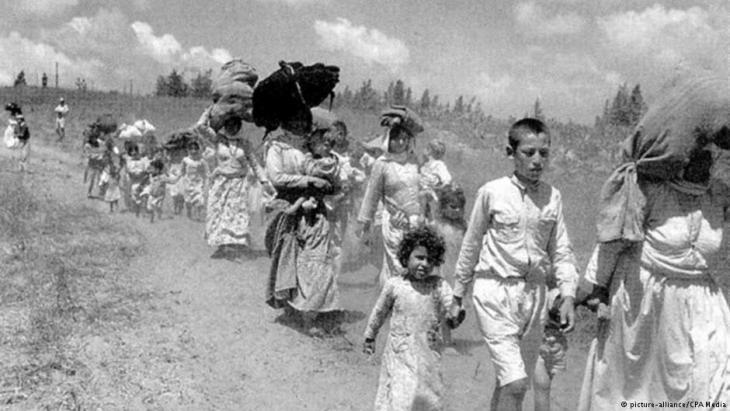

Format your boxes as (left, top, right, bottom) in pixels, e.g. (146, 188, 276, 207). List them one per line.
(7, 141, 587, 410)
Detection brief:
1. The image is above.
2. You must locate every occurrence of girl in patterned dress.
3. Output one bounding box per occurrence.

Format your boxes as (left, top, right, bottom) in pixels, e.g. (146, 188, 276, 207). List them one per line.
(181, 140, 209, 221)
(363, 226, 464, 411)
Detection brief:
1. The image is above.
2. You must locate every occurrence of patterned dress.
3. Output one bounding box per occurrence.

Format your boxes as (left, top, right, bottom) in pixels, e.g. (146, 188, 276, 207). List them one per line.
(206, 140, 264, 247)
(125, 156, 150, 207)
(364, 275, 454, 411)
(182, 156, 208, 207)
(265, 138, 340, 312)
(358, 154, 422, 288)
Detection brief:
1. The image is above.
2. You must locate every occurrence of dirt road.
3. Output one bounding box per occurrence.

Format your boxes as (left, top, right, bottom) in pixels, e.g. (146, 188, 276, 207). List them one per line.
(5, 142, 586, 410)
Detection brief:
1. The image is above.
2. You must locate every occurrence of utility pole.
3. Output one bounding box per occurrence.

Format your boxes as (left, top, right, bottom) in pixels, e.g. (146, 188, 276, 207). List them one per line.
(130, 79, 133, 96)
(55, 62, 59, 88)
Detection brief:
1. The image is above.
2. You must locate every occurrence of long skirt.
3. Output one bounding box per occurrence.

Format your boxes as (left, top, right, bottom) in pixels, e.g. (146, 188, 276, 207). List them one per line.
(206, 175, 251, 247)
(578, 268, 730, 410)
(265, 202, 339, 313)
(378, 208, 408, 289)
(289, 212, 339, 312)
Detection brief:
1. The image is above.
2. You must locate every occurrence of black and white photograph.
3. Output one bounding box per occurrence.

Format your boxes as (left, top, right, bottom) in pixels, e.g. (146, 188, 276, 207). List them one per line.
(0, 0, 728, 410)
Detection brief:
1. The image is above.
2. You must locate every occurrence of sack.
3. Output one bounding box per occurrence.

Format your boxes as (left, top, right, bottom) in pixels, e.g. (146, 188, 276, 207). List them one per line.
(133, 119, 156, 136)
(253, 61, 340, 135)
(119, 124, 143, 140)
(212, 59, 258, 102)
(163, 129, 197, 151)
(3, 124, 19, 149)
(380, 105, 424, 135)
(93, 114, 117, 135)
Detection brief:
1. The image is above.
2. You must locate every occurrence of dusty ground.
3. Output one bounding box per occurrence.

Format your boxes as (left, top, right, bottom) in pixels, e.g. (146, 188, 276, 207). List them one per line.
(1, 140, 590, 411)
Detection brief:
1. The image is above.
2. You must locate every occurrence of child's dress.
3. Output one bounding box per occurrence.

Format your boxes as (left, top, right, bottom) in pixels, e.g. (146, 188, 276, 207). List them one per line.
(144, 174, 177, 213)
(125, 156, 150, 207)
(167, 161, 185, 205)
(182, 156, 208, 207)
(364, 275, 454, 411)
(102, 168, 121, 203)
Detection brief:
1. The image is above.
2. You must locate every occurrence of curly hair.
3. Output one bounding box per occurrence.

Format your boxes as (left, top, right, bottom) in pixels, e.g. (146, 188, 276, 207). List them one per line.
(397, 226, 446, 269)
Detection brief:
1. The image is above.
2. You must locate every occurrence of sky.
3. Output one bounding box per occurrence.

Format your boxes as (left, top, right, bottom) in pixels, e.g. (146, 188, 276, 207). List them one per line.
(0, 0, 727, 123)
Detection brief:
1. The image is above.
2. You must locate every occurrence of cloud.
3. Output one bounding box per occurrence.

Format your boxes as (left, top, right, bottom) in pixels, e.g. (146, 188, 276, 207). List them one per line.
(314, 18, 410, 70)
(131, 21, 232, 69)
(599, 4, 728, 73)
(255, 0, 327, 5)
(14, 0, 79, 17)
(0, 8, 232, 92)
(515, 2, 587, 37)
(0, 31, 104, 87)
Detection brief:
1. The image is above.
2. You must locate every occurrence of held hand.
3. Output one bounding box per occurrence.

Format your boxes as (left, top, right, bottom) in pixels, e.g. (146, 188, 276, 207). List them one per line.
(308, 176, 332, 190)
(559, 296, 576, 333)
(363, 339, 376, 355)
(261, 180, 276, 197)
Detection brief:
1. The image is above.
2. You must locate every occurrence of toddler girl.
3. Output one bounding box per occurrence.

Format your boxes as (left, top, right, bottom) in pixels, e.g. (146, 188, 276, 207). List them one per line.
(141, 158, 179, 223)
(181, 141, 210, 221)
(363, 226, 465, 411)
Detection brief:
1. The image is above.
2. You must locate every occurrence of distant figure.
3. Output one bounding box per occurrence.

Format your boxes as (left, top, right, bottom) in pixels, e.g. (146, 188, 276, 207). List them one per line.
(5, 102, 31, 173)
(54, 97, 69, 142)
(41, 73, 48, 88)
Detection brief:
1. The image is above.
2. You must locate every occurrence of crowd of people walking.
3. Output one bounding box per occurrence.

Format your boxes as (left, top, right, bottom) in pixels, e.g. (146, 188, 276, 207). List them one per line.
(2, 64, 728, 411)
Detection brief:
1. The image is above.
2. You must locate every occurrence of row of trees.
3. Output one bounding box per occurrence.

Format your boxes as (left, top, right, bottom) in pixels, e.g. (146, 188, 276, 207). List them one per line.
(155, 69, 213, 98)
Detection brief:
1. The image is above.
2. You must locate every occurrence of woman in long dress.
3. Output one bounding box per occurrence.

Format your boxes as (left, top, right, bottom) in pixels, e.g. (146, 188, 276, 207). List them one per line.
(265, 119, 341, 334)
(578, 74, 730, 410)
(357, 110, 424, 288)
(205, 117, 268, 259)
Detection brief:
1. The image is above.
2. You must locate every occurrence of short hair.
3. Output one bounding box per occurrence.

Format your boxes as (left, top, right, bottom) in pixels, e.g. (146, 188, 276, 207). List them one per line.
(332, 120, 348, 138)
(397, 226, 446, 269)
(507, 118, 550, 151)
(187, 140, 201, 151)
(428, 140, 446, 159)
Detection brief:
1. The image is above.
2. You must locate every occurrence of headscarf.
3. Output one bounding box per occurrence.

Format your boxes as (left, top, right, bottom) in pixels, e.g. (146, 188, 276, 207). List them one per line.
(596, 73, 730, 243)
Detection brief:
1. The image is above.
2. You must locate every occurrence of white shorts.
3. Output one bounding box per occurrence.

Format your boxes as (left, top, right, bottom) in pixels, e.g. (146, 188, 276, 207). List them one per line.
(56, 118, 65, 129)
(472, 275, 547, 386)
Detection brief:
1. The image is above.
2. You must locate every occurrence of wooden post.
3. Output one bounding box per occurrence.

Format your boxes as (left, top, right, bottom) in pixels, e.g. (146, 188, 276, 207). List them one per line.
(55, 62, 59, 88)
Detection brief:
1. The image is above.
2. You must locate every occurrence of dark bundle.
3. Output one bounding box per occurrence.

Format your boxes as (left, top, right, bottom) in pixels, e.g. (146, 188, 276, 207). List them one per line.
(253, 61, 340, 136)
(91, 114, 117, 135)
(163, 129, 197, 151)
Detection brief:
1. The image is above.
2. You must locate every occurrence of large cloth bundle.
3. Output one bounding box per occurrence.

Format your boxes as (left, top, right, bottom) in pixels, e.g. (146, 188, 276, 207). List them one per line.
(253, 61, 340, 136)
(596, 73, 730, 242)
(380, 105, 425, 136)
(212, 59, 258, 100)
(163, 129, 197, 151)
(209, 59, 257, 131)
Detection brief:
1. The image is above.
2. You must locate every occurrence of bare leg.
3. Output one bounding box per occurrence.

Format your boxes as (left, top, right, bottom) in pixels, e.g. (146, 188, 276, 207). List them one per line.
(491, 378, 528, 411)
(533, 357, 552, 411)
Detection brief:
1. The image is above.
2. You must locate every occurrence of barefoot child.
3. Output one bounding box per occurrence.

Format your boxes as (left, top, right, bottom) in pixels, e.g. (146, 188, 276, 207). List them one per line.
(101, 150, 122, 213)
(141, 158, 179, 223)
(181, 140, 209, 221)
(363, 226, 465, 411)
(451, 118, 578, 411)
(420, 139, 452, 223)
(432, 184, 467, 349)
(124, 143, 150, 217)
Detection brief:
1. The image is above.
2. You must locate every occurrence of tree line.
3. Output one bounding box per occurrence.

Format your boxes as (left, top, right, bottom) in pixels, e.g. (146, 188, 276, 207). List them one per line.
(155, 69, 213, 98)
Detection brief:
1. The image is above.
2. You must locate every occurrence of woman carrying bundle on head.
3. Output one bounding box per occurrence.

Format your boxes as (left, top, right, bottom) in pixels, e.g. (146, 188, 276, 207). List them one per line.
(356, 106, 426, 288)
(205, 115, 269, 259)
(577, 73, 730, 410)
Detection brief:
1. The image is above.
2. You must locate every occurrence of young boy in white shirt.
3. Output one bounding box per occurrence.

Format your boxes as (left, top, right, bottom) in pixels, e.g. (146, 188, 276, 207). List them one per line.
(450, 118, 578, 411)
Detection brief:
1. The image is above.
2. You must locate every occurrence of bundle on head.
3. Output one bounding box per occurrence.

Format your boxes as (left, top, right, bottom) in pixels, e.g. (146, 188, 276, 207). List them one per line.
(163, 129, 197, 151)
(253, 61, 340, 137)
(209, 59, 258, 131)
(380, 105, 424, 136)
(93, 113, 118, 135)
